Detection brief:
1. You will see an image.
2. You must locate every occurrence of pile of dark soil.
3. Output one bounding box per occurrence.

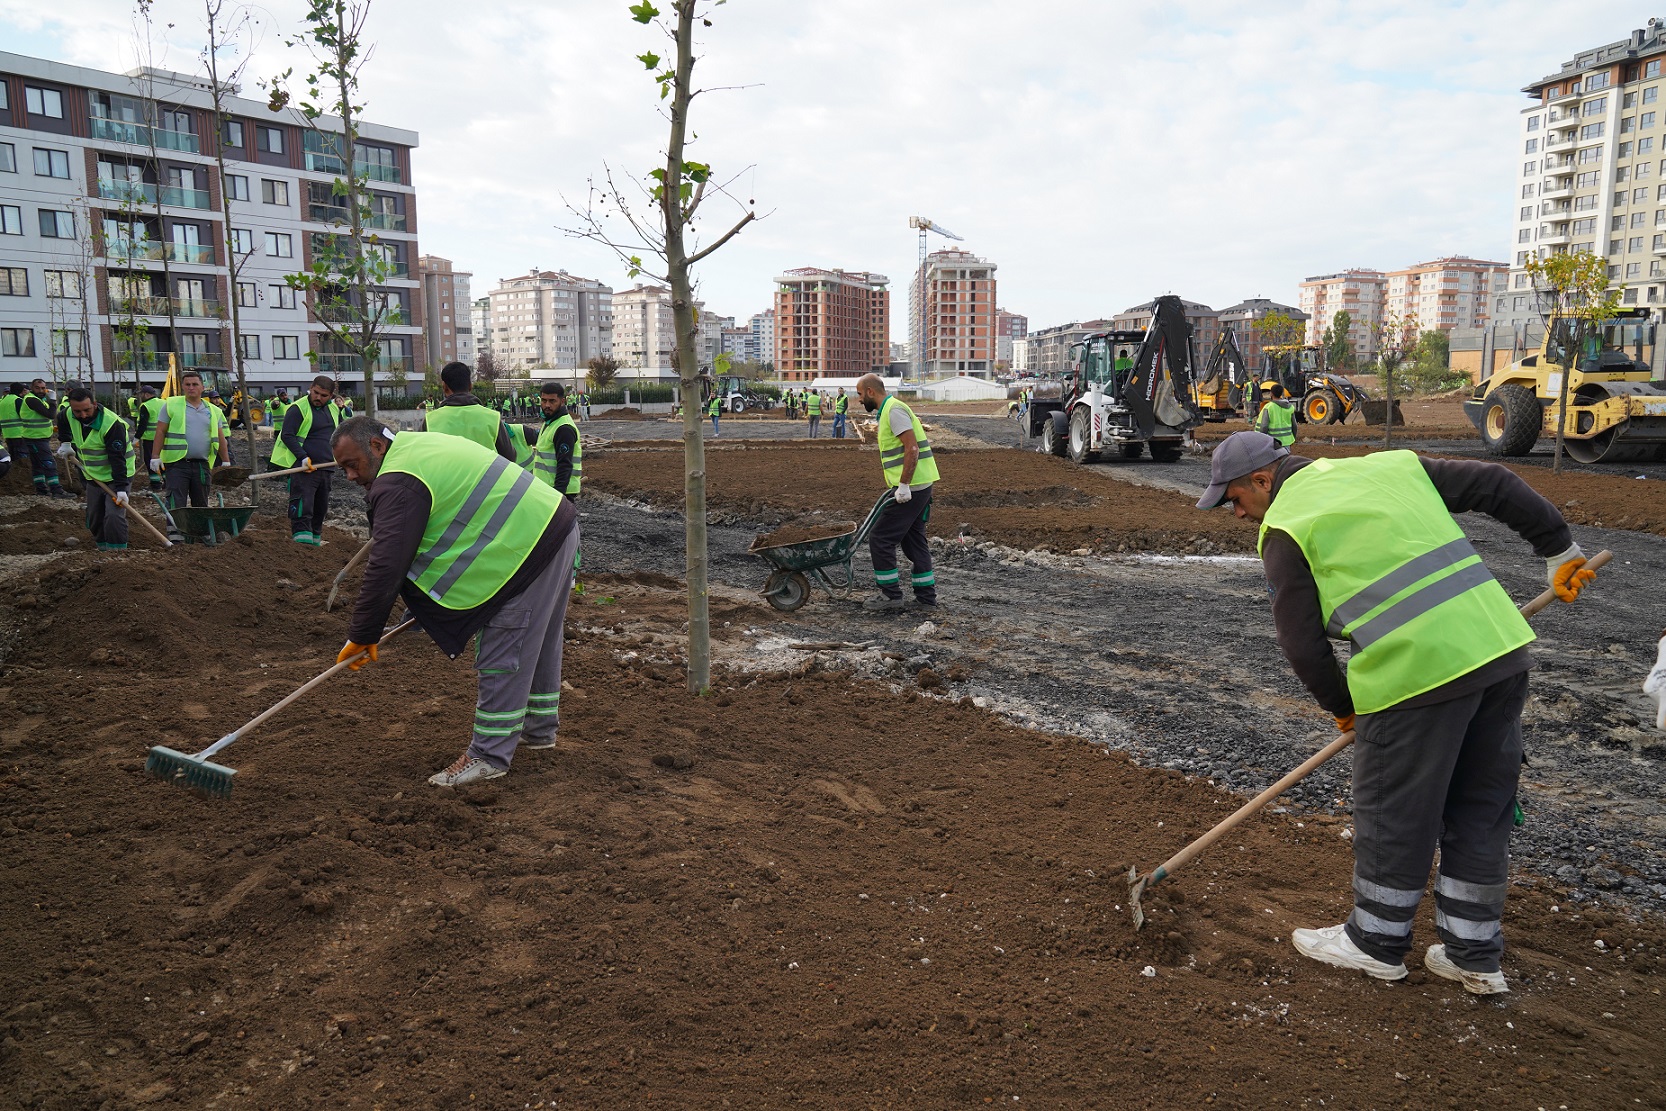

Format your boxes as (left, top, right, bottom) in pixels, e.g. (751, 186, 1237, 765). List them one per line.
(593, 407, 647, 421)
(751, 521, 855, 549)
(590, 446, 1258, 554)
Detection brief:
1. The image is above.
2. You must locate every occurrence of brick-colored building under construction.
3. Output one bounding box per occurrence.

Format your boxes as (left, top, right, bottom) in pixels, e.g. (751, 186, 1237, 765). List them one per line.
(773, 268, 889, 382)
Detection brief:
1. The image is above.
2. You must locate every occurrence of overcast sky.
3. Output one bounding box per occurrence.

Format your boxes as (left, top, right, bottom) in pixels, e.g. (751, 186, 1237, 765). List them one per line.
(0, 1, 1654, 338)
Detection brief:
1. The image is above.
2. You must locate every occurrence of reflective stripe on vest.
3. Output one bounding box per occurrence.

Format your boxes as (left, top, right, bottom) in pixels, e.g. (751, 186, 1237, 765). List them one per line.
(1258, 451, 1534, 713)
(708, 397, 722, 415)
(158, 395, 227, 462)
(807, 393, 821, 415)
(1259, 401, 1295, 445)
(0, 395, 18, 438)
(68, 407, 136, 483)
(534, 413, 582, 496)
(270, 400, 344, 468)
(15, 396, 53, 440)
(378, 432, 562, 610)
(425, 402, 502, 451)
(876, 396, 941, 489)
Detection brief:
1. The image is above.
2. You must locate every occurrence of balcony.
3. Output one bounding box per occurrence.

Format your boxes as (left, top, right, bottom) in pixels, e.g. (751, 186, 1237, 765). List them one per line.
(89, 115, 200, 153)
(302, 152, 401, 184)
(97, 178, 213, 210)
(316, 353, 414, 377)
(110, 294, 172, 316)
(111, 294, 222, 318)
(104, 239, 216, 265)
(306, 203, 407, 231)
(174, 298, 224, 318)
(356, 160, 401, 184)
(1541, 182, 1573, 199)
(1539, 229, 1572, 245)
(114, 351, 225, 374)
(1551, 86, 1584, 105)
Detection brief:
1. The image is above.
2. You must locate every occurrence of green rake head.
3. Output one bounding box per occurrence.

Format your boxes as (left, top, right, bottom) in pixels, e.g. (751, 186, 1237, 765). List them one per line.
(145, 746, 238, 798)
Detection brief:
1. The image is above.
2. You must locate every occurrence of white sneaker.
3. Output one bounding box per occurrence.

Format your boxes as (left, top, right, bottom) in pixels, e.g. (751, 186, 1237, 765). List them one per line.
(1424, 943, 1509, 995)
(1291, 922, 1409, 981)
(427, 753, 507, 788)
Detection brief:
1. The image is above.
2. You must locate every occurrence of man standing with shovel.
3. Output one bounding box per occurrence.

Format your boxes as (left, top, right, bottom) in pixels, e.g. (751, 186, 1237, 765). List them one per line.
(1197, 430, 1598, 994)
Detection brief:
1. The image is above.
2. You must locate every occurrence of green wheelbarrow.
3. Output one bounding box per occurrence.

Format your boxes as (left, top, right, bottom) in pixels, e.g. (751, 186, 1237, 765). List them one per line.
(750, 490, 897, 612)
(148, 491, 255, 546)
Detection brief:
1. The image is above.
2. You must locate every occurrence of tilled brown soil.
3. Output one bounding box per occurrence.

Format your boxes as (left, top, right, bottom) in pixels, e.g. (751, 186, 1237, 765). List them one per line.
(590, 445, 1257, 555)
(1, 533, 1664, 1108)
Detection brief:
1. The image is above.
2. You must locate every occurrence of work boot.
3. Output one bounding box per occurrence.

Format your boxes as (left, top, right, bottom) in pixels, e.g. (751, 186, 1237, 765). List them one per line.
(427, 753, 507, 788)
(1291, 923, 1408, 981)
(1423, 943, 1509, 995)
(521, 734, 559, 751)
(292, 531, 319, 546)
(48, 485, 69, 500)
(862, 593, 907, 613)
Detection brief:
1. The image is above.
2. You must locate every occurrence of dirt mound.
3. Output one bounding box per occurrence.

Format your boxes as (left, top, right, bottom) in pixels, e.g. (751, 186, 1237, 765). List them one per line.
(589, 446, 1257, 555)
(752, 521, 856, 549)
(593, 406, 647, 421)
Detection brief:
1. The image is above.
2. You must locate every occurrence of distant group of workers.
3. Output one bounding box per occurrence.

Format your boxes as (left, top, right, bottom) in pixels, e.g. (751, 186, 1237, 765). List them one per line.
(426, 387, 589, 423)
(707, 386, 849, 438)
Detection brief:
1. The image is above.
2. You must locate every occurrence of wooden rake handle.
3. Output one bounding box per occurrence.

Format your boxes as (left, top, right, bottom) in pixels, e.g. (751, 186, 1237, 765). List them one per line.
(69, 457, 174, 549)
(1139, 548, 1613, 888)
(250, 461, 340, 481)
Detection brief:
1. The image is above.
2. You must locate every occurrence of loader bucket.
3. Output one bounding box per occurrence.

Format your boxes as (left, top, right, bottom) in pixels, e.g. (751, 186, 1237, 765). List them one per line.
(1358, 399, 1404, 426)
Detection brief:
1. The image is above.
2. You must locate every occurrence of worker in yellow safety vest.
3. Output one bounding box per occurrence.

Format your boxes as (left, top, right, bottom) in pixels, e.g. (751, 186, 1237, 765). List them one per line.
(56, 387, 136, 550)
(419, 361, 517, 460)
(1254, 383, 1297, 447)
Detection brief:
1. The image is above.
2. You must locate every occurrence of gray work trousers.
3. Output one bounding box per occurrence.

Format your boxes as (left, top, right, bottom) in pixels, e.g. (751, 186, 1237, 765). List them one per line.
(1344, 669, 1529, 973)
(85, 486, 129, 549)
(467, 523, 579, 769)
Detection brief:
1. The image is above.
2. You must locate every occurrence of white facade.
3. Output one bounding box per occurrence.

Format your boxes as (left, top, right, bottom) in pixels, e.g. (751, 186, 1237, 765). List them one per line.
(1010, 336, 1030, 372)
(748, 309, 775, 366)
(610, 284, 680, 381)
(486, 269, 612, 372)
(469, 296, 490, 364)
(917, 374, 1008, 401)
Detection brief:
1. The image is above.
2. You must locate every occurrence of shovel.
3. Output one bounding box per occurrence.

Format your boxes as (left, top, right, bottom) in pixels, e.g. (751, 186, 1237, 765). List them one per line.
(325, 539, 373, 612)
(145, 617, 415, 797)
(1126, 548, 1613, 929)
(211, 461, 338, 487)
(65, 456, 174, 549)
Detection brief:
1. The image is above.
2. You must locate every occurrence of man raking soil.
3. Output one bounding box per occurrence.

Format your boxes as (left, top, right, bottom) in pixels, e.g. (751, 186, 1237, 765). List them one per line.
(1190, 430, 1604, 995)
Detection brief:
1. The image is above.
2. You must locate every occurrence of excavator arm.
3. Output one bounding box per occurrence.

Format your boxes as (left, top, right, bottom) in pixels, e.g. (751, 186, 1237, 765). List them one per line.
(1122, 294, 1202, 438)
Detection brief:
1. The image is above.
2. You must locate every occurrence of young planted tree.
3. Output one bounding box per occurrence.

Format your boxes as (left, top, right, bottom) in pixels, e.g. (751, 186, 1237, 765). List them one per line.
(1371, 310, 1419, 449)
(1526, 250, 1620, 473)
(565, 0, 759, 692)
(1321, 309, 1354, 372)
(269, 0, 399, 418)
(586, 354, 621, 391)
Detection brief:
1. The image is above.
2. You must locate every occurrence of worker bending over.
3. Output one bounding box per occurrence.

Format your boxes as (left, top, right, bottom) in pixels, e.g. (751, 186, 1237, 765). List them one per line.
(57, 388, 134, 550)
(534, 382, 582, 497)
(331, 419, 580, 788)
(855, 373, 939, 612)
(420, 361, 517, 459)
(1255, 383, 1296, 447)
(1197, 430, 1597, 995)
(150, 370, 232, 526)
(273, 375, 345, 546)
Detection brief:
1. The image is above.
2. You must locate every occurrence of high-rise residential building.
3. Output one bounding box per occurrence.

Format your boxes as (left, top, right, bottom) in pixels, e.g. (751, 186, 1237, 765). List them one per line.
(1386, 257, 1508, 335)
(1010, 336, 1031, 373)
(468, 296, 490, 367)
(611, 283, 681, 381)
(1111, 298, 1218, 358)
(697, 310, 734, 371)
(1025, 320, 1114, 378)
(773, 267, 889, 381)
(748, 309, 775, 368)
(909, 248, 996, 378)
(416, 254, 470, 370)
(0, 50, 422, 395)
(486, 269, 611, 373)
(1298, 268, 1386, 365)
(995, 308, 1027, 370)
(1216, 298, 1309, 373)
(1504, 18, 1666, 323)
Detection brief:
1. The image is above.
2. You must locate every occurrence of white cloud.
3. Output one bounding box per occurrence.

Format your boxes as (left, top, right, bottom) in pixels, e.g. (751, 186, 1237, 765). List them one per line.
(1, 0, 1655, 334)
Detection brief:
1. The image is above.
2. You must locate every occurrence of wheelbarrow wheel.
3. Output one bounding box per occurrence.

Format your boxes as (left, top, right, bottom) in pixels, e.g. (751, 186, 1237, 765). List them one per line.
(763, 570, 811, 612)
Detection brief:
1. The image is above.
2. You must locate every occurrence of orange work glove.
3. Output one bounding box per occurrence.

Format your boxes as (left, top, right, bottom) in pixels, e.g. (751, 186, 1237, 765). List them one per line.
(336, 640, 378, 671)
(1546, 543, 1596, 603)
(1334, 714, 1356, 733)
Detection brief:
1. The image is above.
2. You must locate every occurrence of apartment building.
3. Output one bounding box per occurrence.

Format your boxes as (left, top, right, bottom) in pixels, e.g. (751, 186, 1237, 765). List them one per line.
(611, 284, 680, 381)
(1504, 18, 1666, 324)
(1386, 257, 1507, 336)
(909, 248, 996, 378)
(0, 51, 421, 395)
(416, 254, 470, 370)
(1110, 298, 1218, 358)
(995, 308, 1027, 370)
(698, 310, 734, 371)
(1216, 298, 1309, 373)
(773, 268, 889, 382)
(487, 269, 611, 373)
(469, 295, 490, 364)
(747, 309, 775, 368)
(1298, 268, 1385, 364)
(1010, 336, 1030, 373)
(1025, 319, 1114, 378)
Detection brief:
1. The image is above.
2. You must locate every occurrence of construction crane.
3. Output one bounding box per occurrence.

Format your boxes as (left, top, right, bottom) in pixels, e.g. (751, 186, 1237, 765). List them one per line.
(909, 216, 963, 379)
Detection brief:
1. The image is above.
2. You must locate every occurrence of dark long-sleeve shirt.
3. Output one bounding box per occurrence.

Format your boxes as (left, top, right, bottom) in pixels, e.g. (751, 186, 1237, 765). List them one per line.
(347, 472, 578, 657)
(417, 394, 518, 461)
(546, 407, 579, 494)
(1261, 454, 1573, 718)
(280, 400, 341, 465)
(56, 408, 131, 491)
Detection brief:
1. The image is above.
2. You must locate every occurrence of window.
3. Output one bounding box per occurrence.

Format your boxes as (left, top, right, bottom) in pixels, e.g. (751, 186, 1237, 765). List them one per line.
(1634, 211, 1649, 228)
(1518, 228, 1532, 243)
(0, 143, 14, 173)
(1621, 142, 1635, 158)
(1631, 237, 1646, 253)
(1527, 115, 1541, 131)
(1516, 251, 1530, 266)
(255, 126, 284, 154)
(1644, 137, 1657, 154)
(230, 228, 254, 254)
(1647, 113, 1659, 130)
(1515, 273, 1530, 288)
(0, 83, 6, 110)
(1523, 161, 1537, 175)
(43, 271, 79, 298)
(274, 335, 301, 360)
(1626, 91, 1640, 109)
(1581, 122, 1606, 140)
(1577, 170, 1601, 189)
(38, 210, 74, 238)
(1, 329, 36, 357)
(1610, 240, 1623, 255)
(1649, 86, 1661, 105)
(264, 231, 293, 257)
(0, 268, 25, 296)
(1609, 265, 1622, 278)
(1623, 116, 1637, 134)
(0, 206, 20, 235)
(1639, 187, 1652, 202)
(236, 281, 258, 308)
(1521, 205, 1534, 220)
(50, 330, 86, 358)
(1651, 62, 1663, 79)
(261, 179, 289, 206)
(1643, 163, 1656, 179)
(1588, 72, 1611, 91)
(239, 334, 261, 360)
(226, 174, 249, 201)
(32, 148, 70, 178)
(1573, 218, 1597, 235)
(268, 283, 297, 309)
(222, 120, 244, 147)
(1584, 96, 1608, 116)
(1579, 146, 1604, 163)
(1613, 215, 1626, 231)
(1655, 234, 1664, 251)
(1521, 184, 1536, 198)
(1618, 191, 1630, 205)
(1628, 263, 1643, 279)
(1525, 138, 1539, 153)
(24, 86, 63, 118)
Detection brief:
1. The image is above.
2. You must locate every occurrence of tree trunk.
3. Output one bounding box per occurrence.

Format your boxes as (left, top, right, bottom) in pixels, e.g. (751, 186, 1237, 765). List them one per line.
(665, 0, 710, 693)
(1552, 321, 1576, 474)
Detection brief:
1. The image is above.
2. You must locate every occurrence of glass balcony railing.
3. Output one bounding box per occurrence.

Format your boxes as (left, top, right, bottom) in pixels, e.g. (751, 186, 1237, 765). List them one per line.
(301, 153, 400, 183)
(110, 294, 172, 316)
(89, 115, 199, 153)
(174, 298, 223, 318)
(356, 160, 400, 183)
(160, 185, 212, 210)
(169, 242, 214, 264)
(115, 351, 224, 374)
(102, 239, 214, 264)
(97, 178, 156, 205)
(307, 204, 407, 231)
(317, 353, 414, 377)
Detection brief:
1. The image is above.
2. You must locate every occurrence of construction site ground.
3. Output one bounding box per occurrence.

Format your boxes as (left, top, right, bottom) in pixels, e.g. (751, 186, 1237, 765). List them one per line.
(3, 407, 1666, 1109)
